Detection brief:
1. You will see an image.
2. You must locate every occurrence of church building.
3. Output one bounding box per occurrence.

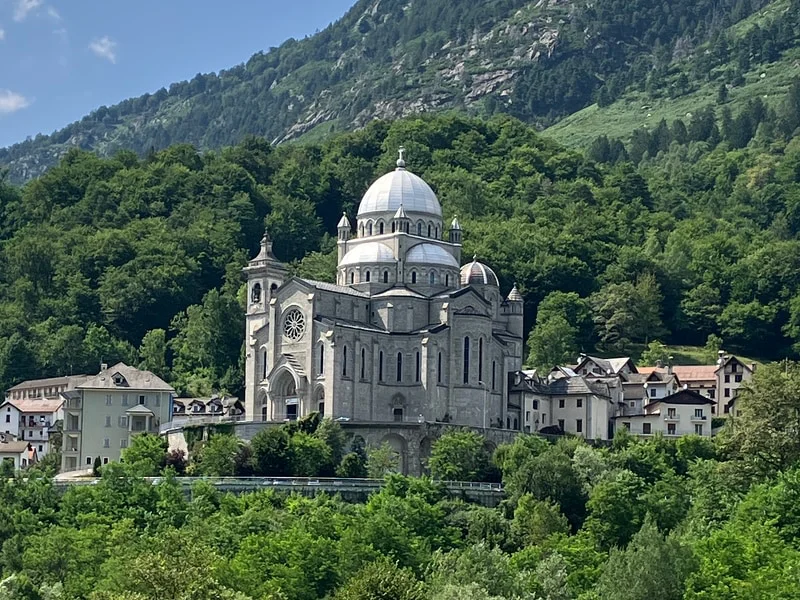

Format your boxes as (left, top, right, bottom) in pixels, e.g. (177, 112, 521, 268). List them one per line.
(244, 150, 525, 430)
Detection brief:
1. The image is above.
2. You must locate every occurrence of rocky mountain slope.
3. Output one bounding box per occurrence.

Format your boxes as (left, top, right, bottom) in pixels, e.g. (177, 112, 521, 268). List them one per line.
(0, 0, 786, 182)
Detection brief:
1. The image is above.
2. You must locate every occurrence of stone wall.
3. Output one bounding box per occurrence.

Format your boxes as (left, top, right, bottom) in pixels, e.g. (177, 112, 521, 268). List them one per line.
(166, 420, 523, 477)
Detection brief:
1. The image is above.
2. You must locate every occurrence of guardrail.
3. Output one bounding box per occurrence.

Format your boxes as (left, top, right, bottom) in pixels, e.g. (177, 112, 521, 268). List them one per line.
(59, 476, 504, 494)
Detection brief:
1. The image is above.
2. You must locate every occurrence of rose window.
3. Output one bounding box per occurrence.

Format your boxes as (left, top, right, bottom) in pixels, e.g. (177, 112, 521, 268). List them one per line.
(283, 309, 306, 340)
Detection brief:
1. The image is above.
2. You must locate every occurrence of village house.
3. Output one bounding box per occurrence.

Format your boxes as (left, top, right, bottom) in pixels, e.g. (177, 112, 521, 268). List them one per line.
(60, 362, 175, 473)
(0, 397, 64, 457)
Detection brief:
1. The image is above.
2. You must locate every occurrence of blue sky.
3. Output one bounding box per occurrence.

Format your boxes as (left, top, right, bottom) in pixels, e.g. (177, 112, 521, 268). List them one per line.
(0, 0, 355, 147)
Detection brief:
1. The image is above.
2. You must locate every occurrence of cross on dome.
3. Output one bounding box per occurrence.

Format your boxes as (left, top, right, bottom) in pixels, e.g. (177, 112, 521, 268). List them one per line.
(396, 146, 406, 169)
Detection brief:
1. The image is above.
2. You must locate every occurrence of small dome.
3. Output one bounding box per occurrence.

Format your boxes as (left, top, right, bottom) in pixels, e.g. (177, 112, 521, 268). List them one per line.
(461, 258, 499, 286)
(450, 216, 462, 230)
(507, 284, 522, 302)
(337, 212, 351, 228)
(405, 243, 459, 268)
(339, 242, 395, 267)
(358, 168, 442, 218)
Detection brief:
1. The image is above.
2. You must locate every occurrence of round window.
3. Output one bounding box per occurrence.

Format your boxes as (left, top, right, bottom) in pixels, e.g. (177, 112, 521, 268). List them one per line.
(283, 309, 306, 341)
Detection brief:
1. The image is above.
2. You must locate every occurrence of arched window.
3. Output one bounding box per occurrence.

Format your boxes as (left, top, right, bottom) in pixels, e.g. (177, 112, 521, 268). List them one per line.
(429, 271, 435, 285)
(435, 227, 439, 238)
(428, 224, 432, 237)
(365, 271, 371, 282)
(361, 348, 366, 379)
(379, 351, 384, 381)
(417, 222, 422, 235)
(415, 351, 421, 382)
(445, 274, 450, 287)
(319, 401, 325, 416)
(479, 338, 484, 382)
(359, 224, 364, 237)
(383, 271, 389, 283)
(251, 283, 262, 304)
(463, 337, 470, 384)
(379, 222, 385, 234)
(349, 272, 355, 284)
(262, 349, 268, 380)
(396, 352, 403, 382)
(437, 352, 443, 383)
(392, 222, 396, 233)
(405, 223, 409, 233)
(369, 222, 374, 235)
(513, 417, 518, 430)
(342, 346, 348, 378)
(492, 360, 496, 390)
(318, 345, 324, 375)
(411, 271, 417, 284)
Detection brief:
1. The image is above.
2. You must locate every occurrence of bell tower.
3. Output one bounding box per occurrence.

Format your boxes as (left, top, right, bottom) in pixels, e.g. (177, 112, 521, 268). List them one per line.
(243, 229, 289, 419)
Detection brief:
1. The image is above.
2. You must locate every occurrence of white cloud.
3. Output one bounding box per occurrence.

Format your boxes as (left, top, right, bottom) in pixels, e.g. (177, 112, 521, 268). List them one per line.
(0, 90, 31, 114)
(0, 28, 5, 41)
(13, 0, 42, 22)
(46, 6, 60, 20)
(89, 35, 117, 63)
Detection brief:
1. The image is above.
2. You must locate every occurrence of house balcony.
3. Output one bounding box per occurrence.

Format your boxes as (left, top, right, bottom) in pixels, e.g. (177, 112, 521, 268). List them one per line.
(664, 414, 680, 422)
(20, 421, 52, 429)
(691, 414, 708, 422)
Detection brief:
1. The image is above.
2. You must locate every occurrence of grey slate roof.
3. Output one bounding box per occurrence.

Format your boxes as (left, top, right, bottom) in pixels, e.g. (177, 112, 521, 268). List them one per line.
(7, 375, 89, 391)
(297, 278, 369, 298)
(576, 355, 637, 376)
(647, 389, 715, 406)
(77, 363, 174, 392)
(548, 377, 611, 398)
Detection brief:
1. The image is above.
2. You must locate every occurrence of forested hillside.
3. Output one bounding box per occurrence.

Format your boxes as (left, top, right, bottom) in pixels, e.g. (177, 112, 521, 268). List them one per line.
(2, 113, 800, 394)
(1, 0, 792, 182)
(3, 359, 800, 599)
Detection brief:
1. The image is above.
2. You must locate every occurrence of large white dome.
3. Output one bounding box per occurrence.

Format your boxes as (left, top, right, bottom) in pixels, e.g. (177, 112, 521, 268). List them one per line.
(339, 242, 396, 267)
(405, 243, 459, 268)
(357, 167, 442, 218)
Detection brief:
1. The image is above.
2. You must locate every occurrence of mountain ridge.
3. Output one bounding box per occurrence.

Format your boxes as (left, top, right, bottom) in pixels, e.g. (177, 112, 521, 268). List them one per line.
(0, 0, 789, 183)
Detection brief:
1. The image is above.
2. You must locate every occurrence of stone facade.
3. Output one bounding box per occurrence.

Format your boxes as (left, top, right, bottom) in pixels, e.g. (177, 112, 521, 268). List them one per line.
(244, 152, 524, 431)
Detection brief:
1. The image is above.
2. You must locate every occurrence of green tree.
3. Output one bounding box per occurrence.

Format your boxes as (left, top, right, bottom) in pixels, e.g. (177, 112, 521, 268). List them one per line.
(639, 340, 670, 366)
(289, 432, 332, 477)
(250, 427, 291, 476)
(196, 434, 241, 476)
(121, 434, 167, 476)
(366, 443, 400, 479)
(596, 519, 696, 600)
(511, 494, 570, 548)
(314, 418, 347, 473)
(584, 469, 647, 549)
(428, 430, 491, 482)
(337, 452, 368, 478)
(335, 558, 424, 600)
(526, 316, 579, 372)
(137, 329, 168, 378)
(727, 361, 800, 474)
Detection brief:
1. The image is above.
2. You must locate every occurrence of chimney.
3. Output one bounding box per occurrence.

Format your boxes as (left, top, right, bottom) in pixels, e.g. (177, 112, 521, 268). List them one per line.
(100, 362, 108, 371)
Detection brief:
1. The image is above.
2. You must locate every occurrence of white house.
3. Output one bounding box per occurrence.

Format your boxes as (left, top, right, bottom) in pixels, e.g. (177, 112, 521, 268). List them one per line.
(0, 398, 64, 457)
(614, 389, 714, 437)
(0, 438, 38, 470)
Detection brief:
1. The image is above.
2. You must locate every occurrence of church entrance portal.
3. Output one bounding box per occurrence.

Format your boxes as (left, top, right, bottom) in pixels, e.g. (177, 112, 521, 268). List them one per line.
(273, 371, 299, 421)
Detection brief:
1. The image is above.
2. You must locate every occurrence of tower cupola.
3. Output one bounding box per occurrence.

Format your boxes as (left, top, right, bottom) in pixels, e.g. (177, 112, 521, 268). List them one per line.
(449, 216, 462, 244)
(337, 212, 351, 241)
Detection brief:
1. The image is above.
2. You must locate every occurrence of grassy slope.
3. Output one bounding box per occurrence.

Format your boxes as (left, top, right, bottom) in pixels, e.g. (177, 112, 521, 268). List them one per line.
(545, 0, 798, 147)
(620, 344, 765, 367)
